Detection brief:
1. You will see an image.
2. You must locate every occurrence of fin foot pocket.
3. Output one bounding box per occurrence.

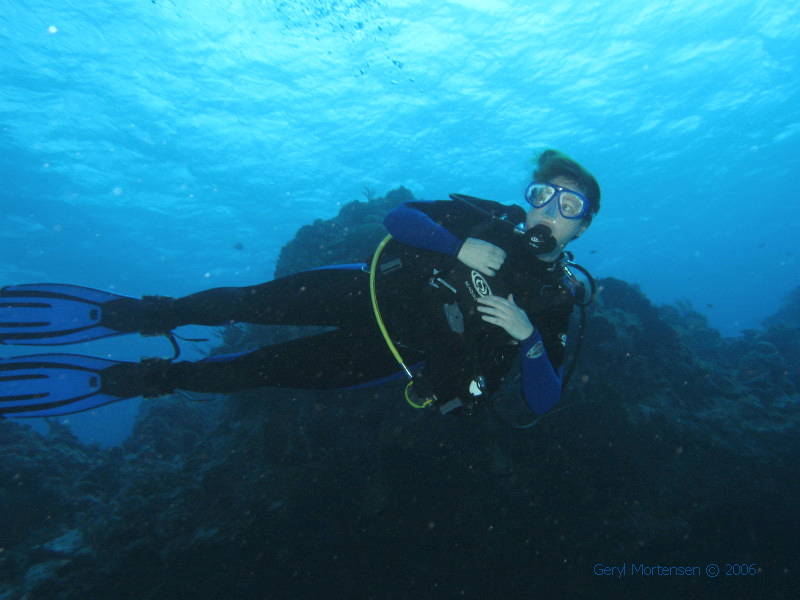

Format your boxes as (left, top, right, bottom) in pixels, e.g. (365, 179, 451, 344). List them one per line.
(101, 295, 178, 336)
(0, 354, 177, 418)
(102, 358, 175, 399)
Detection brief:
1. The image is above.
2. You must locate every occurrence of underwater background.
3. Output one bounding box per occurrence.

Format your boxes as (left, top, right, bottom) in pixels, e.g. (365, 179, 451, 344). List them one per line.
(1, 0, 799, 598)
(2, 0, 800, 441)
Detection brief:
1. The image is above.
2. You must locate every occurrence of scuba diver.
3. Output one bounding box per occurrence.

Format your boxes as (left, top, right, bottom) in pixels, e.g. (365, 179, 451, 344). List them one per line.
(0, 149, 600, 419)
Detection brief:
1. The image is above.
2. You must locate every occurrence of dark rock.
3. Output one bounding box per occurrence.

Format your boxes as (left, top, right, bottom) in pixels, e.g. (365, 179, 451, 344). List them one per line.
(274, 186, 414, 277)
(2, 188, 799, 599)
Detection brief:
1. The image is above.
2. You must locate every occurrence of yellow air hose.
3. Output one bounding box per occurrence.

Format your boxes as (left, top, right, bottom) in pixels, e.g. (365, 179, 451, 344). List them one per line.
(368, 235, 432, 408)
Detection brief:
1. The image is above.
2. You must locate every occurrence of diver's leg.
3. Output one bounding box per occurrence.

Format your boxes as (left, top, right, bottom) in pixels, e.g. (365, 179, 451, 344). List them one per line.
(173, 267, 371, 327)
(103, 327, 418, 396)
(102, 267, 372, 333)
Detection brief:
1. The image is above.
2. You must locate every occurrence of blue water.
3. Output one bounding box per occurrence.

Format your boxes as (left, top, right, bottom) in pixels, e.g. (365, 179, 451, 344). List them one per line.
(2, 0, 799, 443)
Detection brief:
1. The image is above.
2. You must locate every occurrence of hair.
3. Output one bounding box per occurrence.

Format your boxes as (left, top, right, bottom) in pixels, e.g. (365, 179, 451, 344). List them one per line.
(532, 149, 601, 219)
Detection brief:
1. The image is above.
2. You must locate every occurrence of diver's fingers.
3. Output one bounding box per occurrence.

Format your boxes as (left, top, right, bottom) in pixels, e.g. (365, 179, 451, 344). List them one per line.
(477, 295, 513, 310)
(490, 246, 507, 263)
(477, 303, 515, 323)
(457, 238, 506, 276)
(476, 304, 504, 318)
(480, 314, 504, 327)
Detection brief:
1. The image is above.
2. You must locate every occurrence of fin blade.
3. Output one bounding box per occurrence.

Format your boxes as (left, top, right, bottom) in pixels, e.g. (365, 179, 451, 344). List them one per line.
(0, 354, 130, 418)
(0, 284, 133, 345)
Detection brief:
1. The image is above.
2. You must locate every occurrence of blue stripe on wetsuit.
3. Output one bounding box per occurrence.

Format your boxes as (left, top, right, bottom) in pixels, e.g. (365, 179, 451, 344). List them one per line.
(518, 331, 562, 415)
(383, 204, 463, 257)
(309, 263, 367, 271)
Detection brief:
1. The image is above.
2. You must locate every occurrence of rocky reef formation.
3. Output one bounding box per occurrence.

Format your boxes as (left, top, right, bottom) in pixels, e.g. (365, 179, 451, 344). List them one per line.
(1, 189, 798, 599)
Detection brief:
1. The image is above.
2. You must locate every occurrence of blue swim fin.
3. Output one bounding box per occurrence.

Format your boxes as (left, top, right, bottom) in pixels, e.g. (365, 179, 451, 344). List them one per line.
(0, 353, 133, 418)
(0, 283, 135, 345)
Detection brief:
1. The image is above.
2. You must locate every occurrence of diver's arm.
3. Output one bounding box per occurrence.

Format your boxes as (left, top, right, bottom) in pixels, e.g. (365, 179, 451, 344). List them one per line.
(518, 331, 562, 415)
(475, 293, 560, 413)
(384, 203, 506, 275)
(383, 203, 463, 256)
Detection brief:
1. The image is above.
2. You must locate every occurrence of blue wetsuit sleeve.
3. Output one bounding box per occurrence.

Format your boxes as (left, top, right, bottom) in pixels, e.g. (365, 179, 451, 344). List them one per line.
(383, 203, 464, 257)
(518, 330, 562, 415)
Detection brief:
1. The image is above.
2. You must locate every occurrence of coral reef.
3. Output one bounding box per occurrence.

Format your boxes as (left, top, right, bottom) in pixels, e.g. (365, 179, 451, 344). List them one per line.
(1, 190, 798, 599)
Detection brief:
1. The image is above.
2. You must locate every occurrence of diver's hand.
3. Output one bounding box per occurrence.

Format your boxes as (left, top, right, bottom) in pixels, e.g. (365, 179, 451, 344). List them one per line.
(456, 238, 506, 276)
(476, 294, 535, 341)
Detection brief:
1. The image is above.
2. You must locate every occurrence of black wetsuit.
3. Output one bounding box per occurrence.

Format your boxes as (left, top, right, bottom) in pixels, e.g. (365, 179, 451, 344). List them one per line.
(114, 197, 578, 413)
(156, 265, 412, 392)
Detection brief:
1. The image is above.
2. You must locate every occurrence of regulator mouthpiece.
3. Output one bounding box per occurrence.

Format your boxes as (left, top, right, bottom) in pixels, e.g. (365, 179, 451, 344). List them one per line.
(527, 224, 557, 254)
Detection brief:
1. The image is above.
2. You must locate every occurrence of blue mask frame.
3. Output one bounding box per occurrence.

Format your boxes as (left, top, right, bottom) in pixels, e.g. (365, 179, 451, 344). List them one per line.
(525, 182, 590, 220)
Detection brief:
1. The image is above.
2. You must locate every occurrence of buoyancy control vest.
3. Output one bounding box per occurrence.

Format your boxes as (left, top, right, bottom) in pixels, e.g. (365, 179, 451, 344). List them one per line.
(370, 195, 593, 415)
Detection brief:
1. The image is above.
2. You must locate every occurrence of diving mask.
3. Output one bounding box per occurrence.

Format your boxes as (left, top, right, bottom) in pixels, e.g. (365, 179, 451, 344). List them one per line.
(525, 182, 589, 220)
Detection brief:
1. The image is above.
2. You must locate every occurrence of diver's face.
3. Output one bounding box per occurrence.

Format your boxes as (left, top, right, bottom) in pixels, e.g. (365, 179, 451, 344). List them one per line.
(525, 176, 590, 262)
